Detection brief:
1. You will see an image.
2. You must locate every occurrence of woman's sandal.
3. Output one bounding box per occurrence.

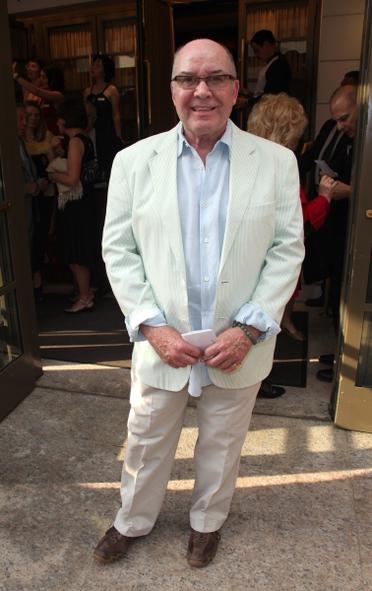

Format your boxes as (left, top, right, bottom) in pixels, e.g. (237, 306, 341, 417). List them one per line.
(64, 297, 94, 314)
(69, 289, 96, 303)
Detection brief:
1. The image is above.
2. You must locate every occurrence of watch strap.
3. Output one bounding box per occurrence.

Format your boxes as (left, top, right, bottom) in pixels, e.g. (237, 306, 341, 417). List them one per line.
(232, 321, 258, 345)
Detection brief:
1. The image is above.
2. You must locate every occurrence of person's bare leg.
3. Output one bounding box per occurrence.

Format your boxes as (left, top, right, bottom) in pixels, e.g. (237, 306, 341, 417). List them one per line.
(72, 264, 91, 300)
(65, 264, 93, 312)
(281, 299, 304, 341)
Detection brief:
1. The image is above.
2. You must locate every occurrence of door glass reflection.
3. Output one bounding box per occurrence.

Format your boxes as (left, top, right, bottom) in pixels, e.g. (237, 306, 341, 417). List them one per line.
(0, 148, 4, 203)
(366, 248, 372, 304)
(356, 312, 372, 388)
(0, 290, 22, 370)
(0, 213, 13, 288)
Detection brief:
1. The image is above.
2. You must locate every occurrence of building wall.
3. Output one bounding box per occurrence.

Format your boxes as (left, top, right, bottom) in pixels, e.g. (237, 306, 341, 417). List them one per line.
(316, 0, 365, 132)
(7, 0, 98, 14)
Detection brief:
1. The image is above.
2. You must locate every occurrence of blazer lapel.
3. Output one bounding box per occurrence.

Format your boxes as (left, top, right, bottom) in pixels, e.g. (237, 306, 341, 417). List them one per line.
(219, 127, 260, 273)
(148, 125, 260, 281)
(149, 130, 187, 279)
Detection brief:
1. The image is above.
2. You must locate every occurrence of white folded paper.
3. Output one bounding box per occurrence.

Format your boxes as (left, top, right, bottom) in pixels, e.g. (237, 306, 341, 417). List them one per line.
(181, 330, 217, 398)
(181, 328, 217, 350)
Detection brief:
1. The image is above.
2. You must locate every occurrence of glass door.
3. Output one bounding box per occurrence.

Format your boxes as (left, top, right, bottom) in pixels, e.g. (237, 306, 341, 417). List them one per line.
(136, 0, 177, 137)
(331, 0, 372, 433)
(0, 154, 23, 372)
(96, 16, 139, 143)
(237, 0, 320, 131)
(47, 22, 94, 96)
(0, 4, 41, 420)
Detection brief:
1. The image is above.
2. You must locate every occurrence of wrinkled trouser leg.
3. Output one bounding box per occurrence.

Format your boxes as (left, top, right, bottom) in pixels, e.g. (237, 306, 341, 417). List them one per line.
(190, 382, 260, 532)
(114, 377, 189, 536)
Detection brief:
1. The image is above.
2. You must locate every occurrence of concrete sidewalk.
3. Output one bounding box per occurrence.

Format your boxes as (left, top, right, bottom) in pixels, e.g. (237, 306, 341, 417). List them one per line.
(1, 308, 372, 590)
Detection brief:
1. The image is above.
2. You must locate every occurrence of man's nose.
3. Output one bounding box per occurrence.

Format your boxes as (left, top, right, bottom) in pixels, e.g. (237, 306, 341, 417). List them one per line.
(194, 79, 211, 95)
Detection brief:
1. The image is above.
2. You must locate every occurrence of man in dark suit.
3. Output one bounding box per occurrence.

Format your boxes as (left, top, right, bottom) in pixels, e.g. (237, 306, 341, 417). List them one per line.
(301, 83, 358, 382)
(250, 29, 292, 98)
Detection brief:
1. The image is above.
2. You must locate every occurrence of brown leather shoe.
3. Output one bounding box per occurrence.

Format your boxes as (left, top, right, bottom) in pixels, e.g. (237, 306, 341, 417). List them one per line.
(93, 526, 132, 564)
(187, 528, 221, 568)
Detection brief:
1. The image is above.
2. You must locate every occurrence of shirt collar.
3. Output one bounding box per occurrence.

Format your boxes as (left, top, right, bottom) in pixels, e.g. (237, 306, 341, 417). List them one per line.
(177, 120, 232, 158)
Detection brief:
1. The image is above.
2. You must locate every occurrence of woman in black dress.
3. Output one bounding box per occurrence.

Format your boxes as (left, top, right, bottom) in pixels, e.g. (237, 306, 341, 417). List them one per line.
(84, 53, 123, 181)
(48, 99, 97, 313)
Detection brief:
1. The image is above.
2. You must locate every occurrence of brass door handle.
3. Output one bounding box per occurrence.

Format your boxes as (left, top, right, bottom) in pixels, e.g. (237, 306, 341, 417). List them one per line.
(144, 59, 152, 127)
(366, 210, 372, 219)
(240, 37, 245, 86)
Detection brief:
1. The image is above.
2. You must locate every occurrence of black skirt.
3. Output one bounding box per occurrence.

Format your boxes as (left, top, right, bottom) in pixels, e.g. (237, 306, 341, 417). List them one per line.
(59, 187, 97, 267)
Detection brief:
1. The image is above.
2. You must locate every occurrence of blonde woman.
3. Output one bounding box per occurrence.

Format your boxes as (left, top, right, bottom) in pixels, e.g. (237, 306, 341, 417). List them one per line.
(248, 93, 337, 341)
(25, 101, 54, 158)
(24, 101, 55, 299)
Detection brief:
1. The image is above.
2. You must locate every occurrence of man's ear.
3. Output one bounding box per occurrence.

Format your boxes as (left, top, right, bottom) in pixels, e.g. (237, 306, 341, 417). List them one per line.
(232, 79, 240, 104)
(170, 82, 176, 106)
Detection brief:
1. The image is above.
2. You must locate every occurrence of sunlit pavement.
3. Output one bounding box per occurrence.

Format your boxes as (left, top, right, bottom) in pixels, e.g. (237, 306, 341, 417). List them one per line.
(1, 307, 372, 590)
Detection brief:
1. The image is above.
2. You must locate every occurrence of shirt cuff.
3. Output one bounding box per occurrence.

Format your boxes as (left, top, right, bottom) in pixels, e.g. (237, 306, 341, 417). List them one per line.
(125, 309, 167, 342)
(234, 303, 280, 342)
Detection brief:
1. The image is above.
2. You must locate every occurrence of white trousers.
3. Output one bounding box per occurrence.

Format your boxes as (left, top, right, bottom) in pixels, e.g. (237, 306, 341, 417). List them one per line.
(114, 377, 260, 536)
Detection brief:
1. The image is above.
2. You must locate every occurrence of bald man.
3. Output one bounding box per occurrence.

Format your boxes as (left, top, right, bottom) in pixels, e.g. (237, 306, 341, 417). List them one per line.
(312, 84, 358, 381)
(328, 84, 358, 199)
(94, 39, 304, 567)
(330, 84, 358, 139)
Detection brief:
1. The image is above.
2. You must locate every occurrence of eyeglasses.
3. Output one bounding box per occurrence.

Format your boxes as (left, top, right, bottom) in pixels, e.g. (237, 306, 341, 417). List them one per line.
(171, 74, 236, 90)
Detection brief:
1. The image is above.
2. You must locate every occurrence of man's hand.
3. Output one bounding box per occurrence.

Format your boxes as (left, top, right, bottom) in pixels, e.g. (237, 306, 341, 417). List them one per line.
(140, 325, 202, 368)
(318, 175, 351, 201)
(203, 327, 254, 373)
(318, 175, 336, 201)
(329, 180, 352, 200)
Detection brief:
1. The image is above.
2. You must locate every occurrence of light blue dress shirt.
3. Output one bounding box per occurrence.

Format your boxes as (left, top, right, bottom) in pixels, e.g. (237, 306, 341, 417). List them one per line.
(128, 120, 280, 395)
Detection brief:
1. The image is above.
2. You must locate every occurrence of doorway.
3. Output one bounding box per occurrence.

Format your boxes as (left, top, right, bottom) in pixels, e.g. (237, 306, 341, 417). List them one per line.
(4, 0, 371, 429)
(0, 5, 41, 421)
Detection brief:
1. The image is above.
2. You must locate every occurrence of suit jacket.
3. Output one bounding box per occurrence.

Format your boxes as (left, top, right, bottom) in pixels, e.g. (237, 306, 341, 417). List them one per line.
(264, 52, 292, 95)
(102, 121, 304, 391)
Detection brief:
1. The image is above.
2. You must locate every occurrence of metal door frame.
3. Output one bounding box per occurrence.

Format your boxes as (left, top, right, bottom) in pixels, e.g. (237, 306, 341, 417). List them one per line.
(0, 0, 42, 421)
(332, 0, 372, 432)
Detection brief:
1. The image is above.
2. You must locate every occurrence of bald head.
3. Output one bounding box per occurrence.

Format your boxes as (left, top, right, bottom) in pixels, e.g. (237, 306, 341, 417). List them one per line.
(172, 39, 237, 79)
(170, 38, 239, 148)
(330, 84, 357, 109)
(330, 84, 358, 138)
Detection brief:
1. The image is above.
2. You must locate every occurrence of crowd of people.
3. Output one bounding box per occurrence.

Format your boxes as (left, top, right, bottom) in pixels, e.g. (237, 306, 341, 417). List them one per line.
(14, 54, 124, 311)
(233, 30, 358, 396)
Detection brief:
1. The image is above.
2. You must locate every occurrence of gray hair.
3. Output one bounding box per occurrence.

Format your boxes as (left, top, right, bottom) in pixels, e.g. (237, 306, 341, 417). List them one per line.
(171, 39, 237, 79)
